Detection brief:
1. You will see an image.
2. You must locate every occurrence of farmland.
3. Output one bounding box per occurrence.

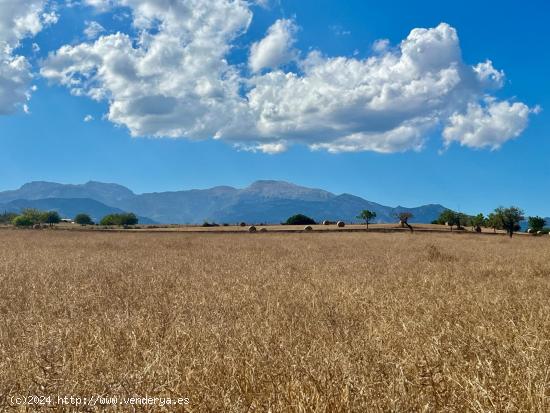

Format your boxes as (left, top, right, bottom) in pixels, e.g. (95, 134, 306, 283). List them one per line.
(1, 230, 549, 411)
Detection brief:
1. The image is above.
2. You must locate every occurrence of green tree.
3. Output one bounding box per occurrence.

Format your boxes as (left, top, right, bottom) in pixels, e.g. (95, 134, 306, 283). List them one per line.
(284, 214, 316, 225)
(486, 212, 502, 233)
(41, 211, 61, 226)
(75, 213, 94, 226)
(21, 208, 44, 224)
(357, 210, 376, 229)
(437, 209, 458, 230)
(528, 216, 546, 233)
(471, 213, 486, 232)
(12, 215, 34, 227)
(494, 206, 524, 238)
(100, 213, 138, 226)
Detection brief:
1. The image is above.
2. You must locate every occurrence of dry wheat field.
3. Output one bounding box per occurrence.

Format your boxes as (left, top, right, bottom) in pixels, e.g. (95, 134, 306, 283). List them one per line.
(0, 230, 549, 412)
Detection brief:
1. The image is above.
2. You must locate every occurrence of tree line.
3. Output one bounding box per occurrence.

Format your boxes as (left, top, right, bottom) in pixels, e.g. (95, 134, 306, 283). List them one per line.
(286, 206, 547, 238)
(1, 209, 139, 227)
(432, 207, 547, 237)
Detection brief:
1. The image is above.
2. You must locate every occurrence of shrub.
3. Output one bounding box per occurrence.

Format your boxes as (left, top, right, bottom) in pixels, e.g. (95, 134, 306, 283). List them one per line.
(12, 215, 34, 227)
(285, 214, 316, 225)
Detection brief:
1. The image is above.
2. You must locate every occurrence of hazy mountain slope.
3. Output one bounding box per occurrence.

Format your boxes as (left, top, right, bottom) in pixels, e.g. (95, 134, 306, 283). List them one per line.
(0, 181, 135, 206)
(0, 198, 156, 224)
(0, 180, 447, 225)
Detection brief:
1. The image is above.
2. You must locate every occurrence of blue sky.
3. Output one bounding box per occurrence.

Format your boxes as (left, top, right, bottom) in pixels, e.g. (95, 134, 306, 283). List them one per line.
(0, 0, 548, 216)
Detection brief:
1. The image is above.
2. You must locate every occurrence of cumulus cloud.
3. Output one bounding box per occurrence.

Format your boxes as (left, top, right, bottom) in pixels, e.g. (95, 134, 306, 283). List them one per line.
(84, 114, 94, 122)
(372, 38, 390, 53)
(0, 0, 56, 114)
(42, 0, 253, 139)
(443, 99, 533, 149)
(84, 20, 105, 39)
(249, 19, 297, 73)
(40, 1, 536, 154)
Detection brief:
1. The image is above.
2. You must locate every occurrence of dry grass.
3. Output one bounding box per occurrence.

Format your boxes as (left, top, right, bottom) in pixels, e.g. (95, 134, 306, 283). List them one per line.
(0, 230, 549, 412)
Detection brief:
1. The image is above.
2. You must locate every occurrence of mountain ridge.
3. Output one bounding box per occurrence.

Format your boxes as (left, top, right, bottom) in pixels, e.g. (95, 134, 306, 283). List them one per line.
(0, 180, 447, 224)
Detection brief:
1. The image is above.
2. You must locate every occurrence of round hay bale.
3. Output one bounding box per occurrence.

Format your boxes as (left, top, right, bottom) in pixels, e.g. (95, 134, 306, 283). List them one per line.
(337, 221, 345, 228)
(259, 228, 268, 232)
(304, 225, 313, 231)
(33, 224, 41, 230)
(239, 222, 246, 227)
(322, 220, 330, 225)
(537, 231, 543, 235)
(248, 226, 257, 233)
(527, 228, 534, 234)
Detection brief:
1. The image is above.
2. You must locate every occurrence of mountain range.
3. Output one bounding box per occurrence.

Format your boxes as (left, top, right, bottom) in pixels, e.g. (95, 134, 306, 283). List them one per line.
(0, 180, 448, 225)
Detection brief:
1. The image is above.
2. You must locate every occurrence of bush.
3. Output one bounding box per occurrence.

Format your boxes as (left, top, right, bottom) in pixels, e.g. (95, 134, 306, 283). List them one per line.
(100, 213, 138, 226)
(75, 213, 94, 226)
(12, 215, 34, 227)
(285, 214, 316, 225)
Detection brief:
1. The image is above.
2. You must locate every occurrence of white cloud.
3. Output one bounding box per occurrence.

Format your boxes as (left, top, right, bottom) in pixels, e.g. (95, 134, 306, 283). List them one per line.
(237, 141, 288, 154)
(372, 38, 390, 53)
(41, 3, 536, 154)
(43, 0, 253, 140)
(84, 114, 94, 122)
(249, 19, 297, 73)
(443, 99, 533, 149)
(330, 25, 351, 36)
(84, 20, 105, 39)
(473, 60, 504, 89)
(0, 0, 56, 114)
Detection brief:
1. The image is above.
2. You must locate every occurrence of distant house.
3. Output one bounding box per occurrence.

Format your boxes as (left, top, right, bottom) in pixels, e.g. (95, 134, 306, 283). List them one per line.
(61, 218, 74, 224)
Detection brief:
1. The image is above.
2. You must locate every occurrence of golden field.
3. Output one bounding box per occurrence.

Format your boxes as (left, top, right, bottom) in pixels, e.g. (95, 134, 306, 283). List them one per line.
(0, 229, 549, 412)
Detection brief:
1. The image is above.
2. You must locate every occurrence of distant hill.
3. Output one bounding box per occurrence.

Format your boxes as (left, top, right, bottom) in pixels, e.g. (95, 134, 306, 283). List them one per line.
(0, 180, 447, 224)
(0, 198, 156, 224)
(0, 181, 134, 206)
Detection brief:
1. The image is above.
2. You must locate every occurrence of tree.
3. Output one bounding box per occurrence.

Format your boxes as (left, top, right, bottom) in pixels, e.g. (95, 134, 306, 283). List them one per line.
(284, 214, 316, 226)
(21, 208, 44, 224)
(397, 212, 414, 232)
(437, 209, 458, 230)
(528, 216, 546, 233)
(494, 206, 524, 238)
(471, 213, 486, 233)
(41, 211, 61, 226)
(357, 210, 376, 229)
(100, 213, 138, 226)
(75, 213, 94, 226)
(486, 213, 502, 233)
(12, 215, 33, 227)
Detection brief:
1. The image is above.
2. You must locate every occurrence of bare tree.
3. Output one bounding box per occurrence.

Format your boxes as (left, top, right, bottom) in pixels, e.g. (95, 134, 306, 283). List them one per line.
(397, 212, 414, 232)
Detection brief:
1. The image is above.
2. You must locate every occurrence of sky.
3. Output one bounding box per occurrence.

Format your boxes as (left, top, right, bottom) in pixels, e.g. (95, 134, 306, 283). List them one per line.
(0, 0, 548, 216)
